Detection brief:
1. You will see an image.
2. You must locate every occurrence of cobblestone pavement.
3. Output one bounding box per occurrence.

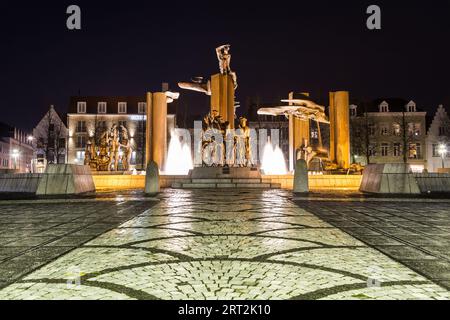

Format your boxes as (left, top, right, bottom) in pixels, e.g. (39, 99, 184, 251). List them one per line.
(0, 189, 448, 300)
(0, 194, 158, 290)
(296, 198, 450, 291)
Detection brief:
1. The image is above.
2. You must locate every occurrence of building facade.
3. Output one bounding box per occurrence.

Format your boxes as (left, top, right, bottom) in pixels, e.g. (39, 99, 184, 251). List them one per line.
(0, 123, 34, 173)
(67, 96, 175, 171)
(32, 105, 69, 173)
(350, 99, 428, 172)
(426, 105, 450, 172)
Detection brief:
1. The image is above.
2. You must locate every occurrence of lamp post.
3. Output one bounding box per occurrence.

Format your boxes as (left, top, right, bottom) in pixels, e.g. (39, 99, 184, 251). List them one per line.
(438, 144, 447, 169)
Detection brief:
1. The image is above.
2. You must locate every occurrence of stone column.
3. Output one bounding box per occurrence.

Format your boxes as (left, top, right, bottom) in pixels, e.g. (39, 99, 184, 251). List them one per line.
(152, 92, 168, 171)
(329, 92, 336, 162)
(329, 91, 350, 169)
(145, 92, 153, 167)
(211, 73, 235, 128)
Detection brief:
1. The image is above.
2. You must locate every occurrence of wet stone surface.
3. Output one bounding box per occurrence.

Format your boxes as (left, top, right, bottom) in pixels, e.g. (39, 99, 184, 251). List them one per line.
(298, 200, 450, 291)
(0, 189, 448, 300)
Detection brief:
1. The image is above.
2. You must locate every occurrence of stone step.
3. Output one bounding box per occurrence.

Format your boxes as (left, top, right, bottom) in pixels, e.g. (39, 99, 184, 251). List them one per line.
(171, 182, 281, 189)
(191, 179, 233, 184)
(179, 183, 217, 189)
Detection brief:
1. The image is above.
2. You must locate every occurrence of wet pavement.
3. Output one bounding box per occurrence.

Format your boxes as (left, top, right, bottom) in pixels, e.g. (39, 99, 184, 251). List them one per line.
(296, 199, 450, 291)
(0, 189, 448, 300)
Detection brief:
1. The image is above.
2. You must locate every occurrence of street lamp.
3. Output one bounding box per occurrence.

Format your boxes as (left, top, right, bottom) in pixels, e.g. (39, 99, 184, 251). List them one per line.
(27, 135, 34, 142)
(438, 144, 447, 169)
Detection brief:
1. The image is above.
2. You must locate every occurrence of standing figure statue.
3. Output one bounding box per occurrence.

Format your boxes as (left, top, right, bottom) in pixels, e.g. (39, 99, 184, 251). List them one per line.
(109, 124, 120, 171)
(215, 44, 238, 89)
(235, 117, 252, 167)
(96, 129, 111, 171)
(202, 109, 229, 167)
(120, 125, 132, 171)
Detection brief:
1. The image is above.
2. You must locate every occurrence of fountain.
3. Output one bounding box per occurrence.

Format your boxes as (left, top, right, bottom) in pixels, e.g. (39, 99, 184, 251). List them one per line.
(163, 131, 193, 175)
(261, 140, 288, 175)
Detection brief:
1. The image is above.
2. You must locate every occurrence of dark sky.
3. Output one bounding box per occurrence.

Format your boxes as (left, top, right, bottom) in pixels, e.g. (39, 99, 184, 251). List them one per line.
(1, 0, 449, 130)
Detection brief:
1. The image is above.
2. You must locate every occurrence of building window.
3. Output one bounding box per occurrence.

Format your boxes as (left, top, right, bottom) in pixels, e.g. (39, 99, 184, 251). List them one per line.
(381, 143, 389, 157)
(138, 102, 146, 114)
(408, 123, 421, 136)
(77, 102, 86, 114)
(393, 143, 401, 157)
(76, 136, 86, 149)
(409, 143, 421, 159)
(118, 102, 127, 114)
(97, 121, 107, 129)
(380, 125, 389, 136)
(76, 121, 86, 133)
(58, 138, 66, 149)
(350, 105, 357, 117)
(98, 102, 107, 114)
(379, 102, 389, 113)
(439, 126, 447, 136)
(368, 125, 376, 136)
(76, 151, 85, 162)
(311, 129, 318, 139)
(368, 144, 377, 156)
(392, 123, 401, 136)
(406, 101, 417, 113)
(432, 144, 440, 157)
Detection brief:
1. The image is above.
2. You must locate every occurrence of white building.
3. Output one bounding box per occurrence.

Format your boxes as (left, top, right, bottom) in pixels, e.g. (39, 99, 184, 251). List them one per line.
(0, 123, 34, 173)
(67, 96, 175, 170)
(32, 105, 69, 173)
(426, 105, 450, 172)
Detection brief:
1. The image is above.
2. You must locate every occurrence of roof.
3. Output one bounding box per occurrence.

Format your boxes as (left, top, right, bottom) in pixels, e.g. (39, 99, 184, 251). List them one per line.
(351, 98, 426, 116)
(68, 96, 147, 114)
(368, 98, 425, 113)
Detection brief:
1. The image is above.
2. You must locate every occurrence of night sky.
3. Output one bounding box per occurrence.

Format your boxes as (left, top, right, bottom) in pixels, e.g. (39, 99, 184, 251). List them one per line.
(1, 0, 449, 130)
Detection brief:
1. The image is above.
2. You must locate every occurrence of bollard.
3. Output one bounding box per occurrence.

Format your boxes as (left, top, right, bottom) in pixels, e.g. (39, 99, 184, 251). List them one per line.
(145, 161, 160, 196)
(293, 159, 309, 194)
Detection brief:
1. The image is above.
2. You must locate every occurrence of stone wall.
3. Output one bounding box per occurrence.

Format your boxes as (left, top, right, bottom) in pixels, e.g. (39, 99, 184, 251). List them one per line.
(93, 174, 146, 191)
(414, 173, 450, 193)
(360, 164, 421, 194)
(36, 164, 95, 195)
(0, 173, 41, 193)
(262, 175, 362, 190)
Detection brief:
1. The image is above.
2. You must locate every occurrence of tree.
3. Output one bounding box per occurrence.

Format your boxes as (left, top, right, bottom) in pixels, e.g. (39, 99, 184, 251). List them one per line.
(37, 107, 66, 164)
(350, 102, 372, 165)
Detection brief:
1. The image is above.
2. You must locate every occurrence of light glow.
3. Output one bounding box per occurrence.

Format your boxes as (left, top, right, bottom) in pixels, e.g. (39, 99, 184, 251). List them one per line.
(439, 144, 447, 157)
(163, 132, 193, 175)
(261, 140, 288, 175)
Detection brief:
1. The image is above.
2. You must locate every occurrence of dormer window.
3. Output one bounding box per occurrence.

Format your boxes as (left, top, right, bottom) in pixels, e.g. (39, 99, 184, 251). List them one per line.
(379, 101, 389, 113)
(77, 102, 86, 113)
(98, 102, 107, 114)
(406, 101, 417, 113)
(118, 102, 127, 114)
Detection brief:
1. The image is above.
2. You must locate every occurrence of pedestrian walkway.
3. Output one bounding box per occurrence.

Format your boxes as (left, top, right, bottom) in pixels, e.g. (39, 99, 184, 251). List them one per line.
(0, 189, 448, 300)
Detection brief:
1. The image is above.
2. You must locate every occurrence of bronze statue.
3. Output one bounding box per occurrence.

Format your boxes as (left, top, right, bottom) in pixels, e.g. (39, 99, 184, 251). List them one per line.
(120, 125, 131, 171)
(84, 123, 134, 172)
(216, 44, 238, 89)
(109, 124, 120, 171)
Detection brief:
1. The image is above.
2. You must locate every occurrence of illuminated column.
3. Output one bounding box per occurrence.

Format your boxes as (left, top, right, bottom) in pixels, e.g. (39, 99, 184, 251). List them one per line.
(329, 91, 350, 169)
(152, 92, 168, 170)
(145, 92, 153, 167)
(210, 73, 235, 128)
(329, 92, 336, 162)
(288, 92, 310, 171)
